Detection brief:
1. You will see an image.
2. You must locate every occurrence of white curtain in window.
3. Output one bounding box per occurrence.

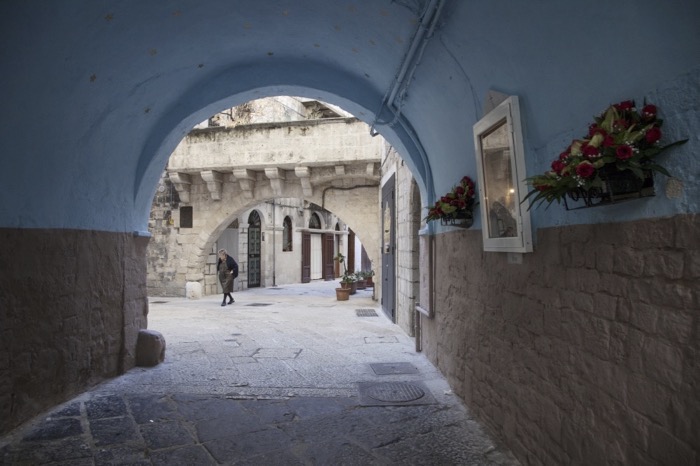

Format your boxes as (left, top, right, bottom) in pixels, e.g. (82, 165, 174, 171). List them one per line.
(310, 234, 322, 280)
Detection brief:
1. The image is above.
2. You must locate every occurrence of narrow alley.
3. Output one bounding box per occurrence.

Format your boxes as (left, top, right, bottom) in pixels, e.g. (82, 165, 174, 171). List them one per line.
(1, 282, 518, 465)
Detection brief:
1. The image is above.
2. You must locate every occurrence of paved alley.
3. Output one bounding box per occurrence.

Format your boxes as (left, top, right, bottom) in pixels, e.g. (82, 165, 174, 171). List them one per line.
(0, 281, 519, 465)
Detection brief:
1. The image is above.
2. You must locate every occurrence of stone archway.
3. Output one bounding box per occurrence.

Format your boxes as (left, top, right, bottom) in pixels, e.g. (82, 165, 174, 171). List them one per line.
(148, 116, 385, 295)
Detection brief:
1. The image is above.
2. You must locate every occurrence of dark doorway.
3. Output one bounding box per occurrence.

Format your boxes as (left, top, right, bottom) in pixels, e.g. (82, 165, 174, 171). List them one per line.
(322, 233, 335, 280)
(248, 211, 261, 287)
(348, 229, 356, 273)
(381, 175, 396, 321)
(301, 231, 311, 283)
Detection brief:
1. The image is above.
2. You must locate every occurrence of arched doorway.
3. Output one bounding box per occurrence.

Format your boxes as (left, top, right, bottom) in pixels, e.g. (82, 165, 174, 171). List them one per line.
(308, 213, 322, 280)
(248, 210, 262, 287)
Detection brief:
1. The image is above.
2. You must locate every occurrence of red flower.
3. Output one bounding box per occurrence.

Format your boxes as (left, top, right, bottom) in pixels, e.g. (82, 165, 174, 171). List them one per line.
(645, 126, 662, 144)
(559, 151, 570, 160)
(588, 124, 607, 138)
(613, 119, 629, 130)
(551, 160, 566, 175)
(582, 144, 600, 158)
(575, 162, 595, 178)
(455, 186, 465, 195)
(602, 135, 615, 147)
(461, 176, 475, 188)
(616, 145, 633, 160)
(614, 100, 635, 111)
(642, 104, 657, 119)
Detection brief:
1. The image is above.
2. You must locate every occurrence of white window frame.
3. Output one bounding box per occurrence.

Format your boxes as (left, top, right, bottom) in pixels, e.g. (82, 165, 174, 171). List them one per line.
(473, 95, 533, 253)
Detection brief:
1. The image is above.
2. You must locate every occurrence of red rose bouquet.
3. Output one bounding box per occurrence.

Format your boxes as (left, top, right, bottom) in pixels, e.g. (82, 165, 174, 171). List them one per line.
(426, 175, 478, 221)
(525, 100, 687, 209)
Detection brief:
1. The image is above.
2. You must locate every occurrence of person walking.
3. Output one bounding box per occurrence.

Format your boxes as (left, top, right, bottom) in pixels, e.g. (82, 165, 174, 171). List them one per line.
(217, 249, 238, 306)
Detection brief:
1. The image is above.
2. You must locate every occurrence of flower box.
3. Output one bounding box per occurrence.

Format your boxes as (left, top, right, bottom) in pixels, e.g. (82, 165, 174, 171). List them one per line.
(524, 100, 687, 210)
(439, 210, 474, 228)
(564, 167, 655, 210)
(426, 175, 478, 229)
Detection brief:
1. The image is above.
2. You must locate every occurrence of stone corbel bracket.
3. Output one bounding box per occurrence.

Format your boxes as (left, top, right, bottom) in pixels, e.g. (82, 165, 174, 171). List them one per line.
(294, 166, 313, 197)
(366, 162, 377, 177)
(265, 167, 286, 197)
(233, 168, 256, 199)
(169, 172, 192, 204)
(201, 170, 224, 201)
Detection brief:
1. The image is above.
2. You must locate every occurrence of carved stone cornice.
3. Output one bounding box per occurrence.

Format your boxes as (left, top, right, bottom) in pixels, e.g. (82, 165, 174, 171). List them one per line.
(200, 170, 224, 201)
(264, 167, 286, 196)
(294, 166, 313, 197)
(232, 169, 256, 199)
(169, 172, 192, 204)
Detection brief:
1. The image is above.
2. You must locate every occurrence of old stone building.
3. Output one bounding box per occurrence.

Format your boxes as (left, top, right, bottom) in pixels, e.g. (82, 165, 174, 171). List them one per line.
(2, 2, 698, 464)
(147, 97, 383, 297)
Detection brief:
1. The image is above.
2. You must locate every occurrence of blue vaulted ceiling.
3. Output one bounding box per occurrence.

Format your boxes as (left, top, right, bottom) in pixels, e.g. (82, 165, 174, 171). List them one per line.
(0, 0, 698, 232)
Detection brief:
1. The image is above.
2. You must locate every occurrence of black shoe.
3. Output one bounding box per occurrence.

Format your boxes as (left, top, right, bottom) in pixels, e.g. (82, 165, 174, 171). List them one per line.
(221, 302, 226, 307)
(228, 298, 234, 304)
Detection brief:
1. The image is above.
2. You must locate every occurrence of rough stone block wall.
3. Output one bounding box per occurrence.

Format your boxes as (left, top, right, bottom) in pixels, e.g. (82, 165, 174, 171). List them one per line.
(0, 228, 149, 435)
(393, 156, 420, 336)
(420, 214, 699, 465)
(147, 176, 183, 296)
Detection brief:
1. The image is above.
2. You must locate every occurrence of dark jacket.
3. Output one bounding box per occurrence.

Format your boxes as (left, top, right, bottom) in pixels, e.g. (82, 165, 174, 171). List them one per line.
(217, 255, 238, 277)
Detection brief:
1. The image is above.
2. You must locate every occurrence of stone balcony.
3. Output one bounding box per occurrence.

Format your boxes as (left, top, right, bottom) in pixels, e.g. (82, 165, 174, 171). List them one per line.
(167, 117, 384, 203)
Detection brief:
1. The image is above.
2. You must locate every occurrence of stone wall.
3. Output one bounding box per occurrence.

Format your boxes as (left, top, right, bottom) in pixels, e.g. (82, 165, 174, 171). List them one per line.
(0, 228, 149, 435)
(419, 214, 699, 465)
(148, 174, 183, 296)
(385, 150, 422, 336)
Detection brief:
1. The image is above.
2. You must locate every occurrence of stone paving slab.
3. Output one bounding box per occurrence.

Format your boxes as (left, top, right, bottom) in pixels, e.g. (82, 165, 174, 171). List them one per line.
(0, 281, 519, 465)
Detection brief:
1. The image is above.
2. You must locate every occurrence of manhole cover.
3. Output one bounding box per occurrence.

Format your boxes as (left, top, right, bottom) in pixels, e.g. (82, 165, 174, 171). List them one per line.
(365, 382, 425, 403)
(356, 309, 378, 317)
(246, 303, 272, 307)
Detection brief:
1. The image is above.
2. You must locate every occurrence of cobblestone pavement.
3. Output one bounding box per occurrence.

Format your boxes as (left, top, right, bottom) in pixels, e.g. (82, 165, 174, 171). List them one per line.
(0, 281, 520, 465)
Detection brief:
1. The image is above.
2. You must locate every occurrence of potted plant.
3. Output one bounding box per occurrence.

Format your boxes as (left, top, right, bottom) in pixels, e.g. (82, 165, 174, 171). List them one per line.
(335, 286, 350, 301)
(335, 253, 358, 294)
(425, 176, 478, 227)
(524, 100, 688, 210)
(356, 272, 367, 290)
(364, 269, 375, 287)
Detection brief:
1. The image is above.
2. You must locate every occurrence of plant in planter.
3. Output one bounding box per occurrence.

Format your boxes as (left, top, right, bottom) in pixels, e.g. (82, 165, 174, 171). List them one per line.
(335, 253, 354, 300)
(355, 272, 367, 290)
(524, 100, 688, 210)
(425, 176, 478, 227)
(336, 253, 358, 293)
(364, 269, 375, 287)
(335, 286, 350, 301)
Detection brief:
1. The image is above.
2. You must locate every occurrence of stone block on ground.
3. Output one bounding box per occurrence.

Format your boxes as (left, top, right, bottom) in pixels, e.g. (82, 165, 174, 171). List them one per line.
(136, 329, 166, 367)
(185, 281, 202, 299)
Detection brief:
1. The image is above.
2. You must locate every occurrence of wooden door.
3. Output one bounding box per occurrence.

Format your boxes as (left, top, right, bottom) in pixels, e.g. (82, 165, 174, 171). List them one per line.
(322, 233, 335, 280)
(301, 231, 311, 283)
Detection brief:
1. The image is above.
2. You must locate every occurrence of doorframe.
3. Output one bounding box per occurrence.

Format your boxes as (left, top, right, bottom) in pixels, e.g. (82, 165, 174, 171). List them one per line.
(381, 174, 396, 322)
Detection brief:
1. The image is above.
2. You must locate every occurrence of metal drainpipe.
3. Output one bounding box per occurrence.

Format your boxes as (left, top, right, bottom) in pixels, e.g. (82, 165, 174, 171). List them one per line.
(387, 0, 444, 109)
(272, 199, 276, 286)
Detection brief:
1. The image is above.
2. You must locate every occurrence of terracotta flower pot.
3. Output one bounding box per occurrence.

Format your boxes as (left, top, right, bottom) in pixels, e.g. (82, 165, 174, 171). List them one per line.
(335, 287, 350, 301)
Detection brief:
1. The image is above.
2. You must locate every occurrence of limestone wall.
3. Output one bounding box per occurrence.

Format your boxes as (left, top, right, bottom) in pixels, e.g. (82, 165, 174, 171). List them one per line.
(384, 150, 422, 335)
(0, 228, 149, 435)
(419, 214, 699, 465)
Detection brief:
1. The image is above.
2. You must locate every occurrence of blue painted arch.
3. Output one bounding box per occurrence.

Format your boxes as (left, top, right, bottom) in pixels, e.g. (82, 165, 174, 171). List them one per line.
(133, 59, 434, 233)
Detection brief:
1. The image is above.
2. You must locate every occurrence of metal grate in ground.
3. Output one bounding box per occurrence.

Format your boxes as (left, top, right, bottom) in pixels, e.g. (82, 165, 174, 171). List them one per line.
(246, 303, 273, 307)
(150, 301, 168, 304)
(370, 362, 418, 375)
(355, 308, 378, 317)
